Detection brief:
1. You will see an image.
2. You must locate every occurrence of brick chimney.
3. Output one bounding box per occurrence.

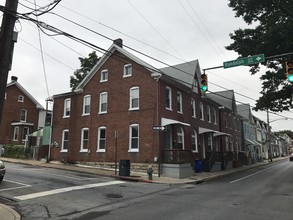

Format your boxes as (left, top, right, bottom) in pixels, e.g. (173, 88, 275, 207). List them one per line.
(113, 38, 123, 48)
(11, 76, 18, 82)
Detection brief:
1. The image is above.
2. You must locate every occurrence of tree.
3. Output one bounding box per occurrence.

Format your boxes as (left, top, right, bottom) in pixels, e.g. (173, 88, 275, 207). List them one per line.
(226, 0, 293, 112)
(70, 51, 99, 91)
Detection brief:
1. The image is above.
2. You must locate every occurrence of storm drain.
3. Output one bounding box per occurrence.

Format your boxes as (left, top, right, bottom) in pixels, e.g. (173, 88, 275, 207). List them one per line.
(105, 193, 123, 199)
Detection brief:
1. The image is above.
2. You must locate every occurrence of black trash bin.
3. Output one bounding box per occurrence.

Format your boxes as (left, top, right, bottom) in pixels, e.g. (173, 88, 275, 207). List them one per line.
(195, 159, 202, 173)
(119, 160, 130, 176)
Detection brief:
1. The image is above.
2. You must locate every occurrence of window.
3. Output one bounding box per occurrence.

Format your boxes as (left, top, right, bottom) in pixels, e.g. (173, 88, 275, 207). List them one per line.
(5, 92, 7, 99)
(191, 99, 196, 118)
(123, 64, 132, 77)
(100, 69, 108, 82)
(22, 127, 29, 141)
(13, 126, 19, 141)
(200, 102, 204, 120)
(63, 98, 71, 117)
(18, 95, 24, 102)
(80, 128, 89, 152)
(207, 105, 211, 122)
(129, 124, 139, 152)
(166, 87, 172, 110)
(99, 92, 108, 114)
(177, 127, 184, 149)
(83, 95, 91, 115)
(130, 87, 139, 110)
(208, 134, 213, 151)
(97, 127, 106, 152)
(20, 109, 27, 122)
(177, 92, 182, 113)
(212, 108, 217, 124)
(191, 129, 198, 152)
(61, 129, 69, 152)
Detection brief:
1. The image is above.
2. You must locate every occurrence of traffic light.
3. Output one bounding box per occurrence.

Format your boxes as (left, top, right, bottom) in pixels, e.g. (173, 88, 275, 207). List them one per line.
(200, 74, 208, 91)
(286, 60, 293, 83)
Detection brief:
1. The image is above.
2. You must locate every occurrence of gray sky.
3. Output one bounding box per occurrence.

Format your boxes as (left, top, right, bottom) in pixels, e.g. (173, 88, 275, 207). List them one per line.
(1, 0, 292, 131)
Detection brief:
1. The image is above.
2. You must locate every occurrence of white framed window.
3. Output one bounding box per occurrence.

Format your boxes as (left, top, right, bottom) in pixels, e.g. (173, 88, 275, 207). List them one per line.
(61, 129, 69, 152)
(207, 105, 211, 122)
(200, 102, 204, 120)
(63, 98, 71, 117)
(166, 87, 172, 110)
(177, 92, 183, 113)
(97, 126, 106, 152)
(129, 124, 139, 152)
(213, 108, 217, 124)
(130, 87, 139, 110)
(208, 134, 213, 151)
(123, 64, 132, 77)
(22, 127, 29, 141)
(18, 95, 24, 102)
(80, 128, 89, 152)
(177, 127, 184, 149)
(99, 92, 108, 114)
(100, 69, 108, 82)
(191, 99, 196, 118)
(20, 109, 27, 122)
(13, 126, 19, 141)
(191, 129, 198, 152)
(83, 95, 91, 115)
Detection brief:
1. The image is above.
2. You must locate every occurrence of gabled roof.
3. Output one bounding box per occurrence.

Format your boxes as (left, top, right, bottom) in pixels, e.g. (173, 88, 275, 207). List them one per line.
(237, 103, 254, 122)
(159, 60, 201, 90)
(206, 90, 237, 113)
(75, 42, 157, 92)
(6, 80, 44, 110)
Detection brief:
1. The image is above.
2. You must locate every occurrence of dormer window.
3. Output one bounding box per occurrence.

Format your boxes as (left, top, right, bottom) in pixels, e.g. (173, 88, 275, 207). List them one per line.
(123, 64, 132, 77)
(18, 95, 24, 102)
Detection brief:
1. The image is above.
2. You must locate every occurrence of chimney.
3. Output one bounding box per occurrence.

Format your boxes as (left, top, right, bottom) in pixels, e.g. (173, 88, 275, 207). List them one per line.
(113, 38, 123, 48)
(11, 76, 18, 82)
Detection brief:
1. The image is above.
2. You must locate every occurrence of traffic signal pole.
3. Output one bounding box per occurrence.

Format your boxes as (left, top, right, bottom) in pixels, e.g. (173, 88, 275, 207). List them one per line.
(0, 0, 19, 124)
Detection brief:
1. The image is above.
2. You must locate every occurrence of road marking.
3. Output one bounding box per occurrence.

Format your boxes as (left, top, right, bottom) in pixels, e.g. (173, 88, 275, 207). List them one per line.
(230, 166, 273, 184)
(14, 180, 125, 201)
(0, 179, 31, 192)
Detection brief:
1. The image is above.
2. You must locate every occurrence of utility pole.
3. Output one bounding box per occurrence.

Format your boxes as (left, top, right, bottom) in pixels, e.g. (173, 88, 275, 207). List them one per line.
(0, 0, 19, 124)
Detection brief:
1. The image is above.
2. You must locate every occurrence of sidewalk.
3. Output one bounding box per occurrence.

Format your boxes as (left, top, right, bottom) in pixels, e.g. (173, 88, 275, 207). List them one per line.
(0, 157, 287, 220)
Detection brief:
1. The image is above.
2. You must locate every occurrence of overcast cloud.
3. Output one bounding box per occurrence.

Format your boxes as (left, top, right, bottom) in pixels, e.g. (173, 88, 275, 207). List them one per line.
(0, 0, 292, 131)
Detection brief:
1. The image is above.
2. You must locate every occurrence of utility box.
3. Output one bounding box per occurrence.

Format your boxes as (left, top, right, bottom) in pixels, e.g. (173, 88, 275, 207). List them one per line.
(119, 160, 130, 176)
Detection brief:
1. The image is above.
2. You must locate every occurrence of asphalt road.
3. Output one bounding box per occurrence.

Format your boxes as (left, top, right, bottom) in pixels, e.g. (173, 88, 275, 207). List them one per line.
(0, 160, 292, 220)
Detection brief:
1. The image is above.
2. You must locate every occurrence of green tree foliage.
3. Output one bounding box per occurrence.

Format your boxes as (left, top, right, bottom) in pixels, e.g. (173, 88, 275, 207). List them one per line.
(273, 130, 293, 139)
(70, 51, 99, 91)
(226, 0, 293, 112)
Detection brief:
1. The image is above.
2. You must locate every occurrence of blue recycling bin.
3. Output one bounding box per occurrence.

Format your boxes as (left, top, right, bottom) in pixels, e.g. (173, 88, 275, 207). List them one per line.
(195, 160, 202, 173)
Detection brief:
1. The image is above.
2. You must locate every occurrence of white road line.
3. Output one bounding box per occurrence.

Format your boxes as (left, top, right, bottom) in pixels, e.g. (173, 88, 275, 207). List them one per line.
(14, 180, 125, 201)
(0, 179, 31, 192)
(230, 166, 272, 184)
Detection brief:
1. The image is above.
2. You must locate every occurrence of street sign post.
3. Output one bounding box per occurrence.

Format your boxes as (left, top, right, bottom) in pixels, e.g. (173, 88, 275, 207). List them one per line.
(152, 126, 166, 131)
(223, 54, 265, 69)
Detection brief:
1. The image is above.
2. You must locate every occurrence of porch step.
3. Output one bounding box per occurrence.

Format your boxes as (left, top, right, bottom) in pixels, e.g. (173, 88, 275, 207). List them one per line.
(211, 162, 221, 172)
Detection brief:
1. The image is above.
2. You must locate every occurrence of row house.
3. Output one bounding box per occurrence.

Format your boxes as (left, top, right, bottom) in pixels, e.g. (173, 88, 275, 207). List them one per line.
(253, 116, 268, 161)
(50, 39, 242, 178)
(0, 76, 46, 147)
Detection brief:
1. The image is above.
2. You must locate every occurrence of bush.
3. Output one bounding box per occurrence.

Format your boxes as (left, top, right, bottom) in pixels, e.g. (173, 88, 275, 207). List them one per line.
(3, 145, 26, 159)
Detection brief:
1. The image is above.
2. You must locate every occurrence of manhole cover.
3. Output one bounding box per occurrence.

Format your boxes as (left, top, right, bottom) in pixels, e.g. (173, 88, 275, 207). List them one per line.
(105, 193, 123, 199)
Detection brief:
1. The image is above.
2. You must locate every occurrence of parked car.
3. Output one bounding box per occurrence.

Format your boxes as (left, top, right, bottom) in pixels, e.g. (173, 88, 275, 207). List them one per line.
(0, 160, 5, 182)
(290, 153, 293, 162)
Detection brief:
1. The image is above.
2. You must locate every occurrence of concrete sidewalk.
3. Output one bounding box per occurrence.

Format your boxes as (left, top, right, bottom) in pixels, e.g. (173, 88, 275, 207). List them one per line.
(0, 157, 287, 219)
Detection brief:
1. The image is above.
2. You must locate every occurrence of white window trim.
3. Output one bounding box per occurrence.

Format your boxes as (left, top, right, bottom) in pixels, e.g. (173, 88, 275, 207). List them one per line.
(128, 124, 139, 152)
(61, 129, 69, 152)
(20, 109, 27, 122)
(213, 108, 217, 125)
(97, 126, 106, 152)
(13, 126, 19, 141)
(192, 129, 198, 153)
(166, 87, 172, 111)
(200, 102, 204, 121)
(191, 99, 196, 118)
(100, 69, 108, 82)
(18, 95, 24, 102)
(129, 87, 139, 111)
(177, 92, 183, 114)
(82, 95, 91, 116)
(123, 64, 132, 78)
(177, 127, 185, 149)
(207, 105, 211, 123)
(22, 127, 29, 141)
(80, 128, 89, 152)
(63, 98, 71, 118)
(99, 92, 108, 114)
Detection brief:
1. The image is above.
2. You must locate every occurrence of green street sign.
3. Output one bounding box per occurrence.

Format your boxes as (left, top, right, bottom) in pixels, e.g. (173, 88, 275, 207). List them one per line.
(223, 54, 265, 69)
